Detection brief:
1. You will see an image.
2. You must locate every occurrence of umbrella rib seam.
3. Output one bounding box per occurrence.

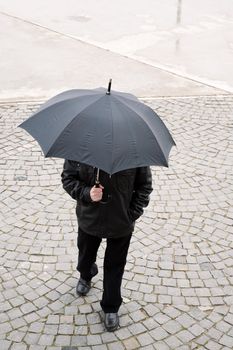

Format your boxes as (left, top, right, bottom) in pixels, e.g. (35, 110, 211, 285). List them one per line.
(46, 95, 106, 157)
(113, 95, 169, 166)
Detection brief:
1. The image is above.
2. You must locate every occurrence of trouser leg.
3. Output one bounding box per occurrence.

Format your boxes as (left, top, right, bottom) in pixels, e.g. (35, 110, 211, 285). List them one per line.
(100, 233, 132, 313)
(77, 227, 101, 281)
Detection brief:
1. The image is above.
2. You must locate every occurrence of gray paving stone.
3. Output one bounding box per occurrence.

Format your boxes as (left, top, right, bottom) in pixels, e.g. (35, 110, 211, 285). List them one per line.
(114, 327, 131, 340)
(216, 320, 232, 333)
(176, 330, 195, 343)
(224, 314, 233, 325)
(150, 327, 169, 341)
(28, 322, 44, 333)
(154, 313, 170, 325)
(11, 318, 27, 329)
(162, 320, 182, 334)
(7, 330, 25, 342)
(78, 304, 93, 314)
(207, 327, 223, 341)
(0, 322, 13, 334)
(24, 333, 41, 345)
(164, 335, 183, 349)
(92, 345, 108, 350)
(176, 314, 195, 328)
(89, 324, 104, 335)
(128, 322, 147, 335)
(205, 340, 222, 350)
(11, 344, 27, 350)
(86, 335, 102, 346)
(219, 334, 233, 347)
(0, 340, 12, 350)
(58, 324, 74, 335)
(195, 334, 210, 346)
(74, 325, 88, 336)
(108, 341, 125, 350)
(70, 335, 87, 346)
(188, 324, 205, 336)
(86, 313, 101, 325)
(139, 346, 155, 350)
(38, 334, 55, 346)
(101, 332, 117, 343)
(55, 335, 72, 346)
(143, 318, 159, 331)
(136, 332, 155, 346)
(130, 309, 147, 322)
(47, 315, 60, 324)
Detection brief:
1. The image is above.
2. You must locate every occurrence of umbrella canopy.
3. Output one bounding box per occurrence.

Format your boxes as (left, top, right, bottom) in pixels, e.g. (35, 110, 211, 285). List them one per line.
(19, 81, 175, 175)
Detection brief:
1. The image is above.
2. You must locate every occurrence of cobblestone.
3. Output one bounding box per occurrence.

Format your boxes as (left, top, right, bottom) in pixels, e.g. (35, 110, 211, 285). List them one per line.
(0, 96, 233, 349)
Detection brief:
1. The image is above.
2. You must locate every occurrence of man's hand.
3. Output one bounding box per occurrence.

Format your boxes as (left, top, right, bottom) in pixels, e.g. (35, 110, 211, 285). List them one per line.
(90, 184, 104, 202)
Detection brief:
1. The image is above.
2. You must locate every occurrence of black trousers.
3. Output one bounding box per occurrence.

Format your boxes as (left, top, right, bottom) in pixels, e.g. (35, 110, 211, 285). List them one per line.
(77, 227, 132, 313)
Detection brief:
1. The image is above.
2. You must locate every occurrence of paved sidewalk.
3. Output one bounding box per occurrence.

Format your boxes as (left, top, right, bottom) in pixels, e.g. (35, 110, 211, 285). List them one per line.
(0, 95, 233, 349)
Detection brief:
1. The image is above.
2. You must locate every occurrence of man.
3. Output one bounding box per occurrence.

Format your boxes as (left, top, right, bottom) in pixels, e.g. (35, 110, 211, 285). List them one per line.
(61, 160, 153, 331)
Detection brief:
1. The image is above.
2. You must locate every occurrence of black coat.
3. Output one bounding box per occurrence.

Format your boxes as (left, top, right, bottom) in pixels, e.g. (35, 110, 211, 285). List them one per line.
(61, 160, 153, 238)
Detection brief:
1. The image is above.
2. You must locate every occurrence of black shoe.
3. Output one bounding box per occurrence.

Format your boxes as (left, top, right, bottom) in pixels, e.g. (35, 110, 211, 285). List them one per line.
(76, 277, 91, 296)
(104, 313, 119, 332)
(76, 263, 98, 296)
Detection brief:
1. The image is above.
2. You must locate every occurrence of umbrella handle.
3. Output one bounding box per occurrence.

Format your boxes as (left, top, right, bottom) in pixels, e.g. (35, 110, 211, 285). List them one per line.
(95, 168, 100, 187)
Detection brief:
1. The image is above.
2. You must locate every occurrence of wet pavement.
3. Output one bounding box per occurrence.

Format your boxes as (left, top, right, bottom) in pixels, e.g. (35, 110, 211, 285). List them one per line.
(0, 96, 233, 349)
(0, 0, 233, 99)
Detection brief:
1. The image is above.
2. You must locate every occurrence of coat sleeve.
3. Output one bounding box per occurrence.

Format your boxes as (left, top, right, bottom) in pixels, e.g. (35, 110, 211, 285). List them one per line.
(61, 160, 92, 203)
(129, 167, 153, 221)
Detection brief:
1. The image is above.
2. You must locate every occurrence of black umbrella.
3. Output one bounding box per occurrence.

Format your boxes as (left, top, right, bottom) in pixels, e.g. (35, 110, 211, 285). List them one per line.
(19, 80, 175, 175)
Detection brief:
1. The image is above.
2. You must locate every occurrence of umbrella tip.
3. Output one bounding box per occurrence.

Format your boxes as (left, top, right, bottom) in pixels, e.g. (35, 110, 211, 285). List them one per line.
(106, 79, 112, 95)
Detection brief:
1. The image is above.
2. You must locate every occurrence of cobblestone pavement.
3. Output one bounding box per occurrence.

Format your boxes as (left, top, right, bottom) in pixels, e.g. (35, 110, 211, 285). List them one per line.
(0, 95, 233, 350)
